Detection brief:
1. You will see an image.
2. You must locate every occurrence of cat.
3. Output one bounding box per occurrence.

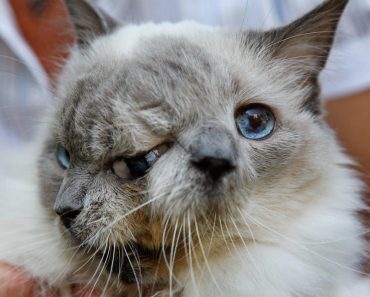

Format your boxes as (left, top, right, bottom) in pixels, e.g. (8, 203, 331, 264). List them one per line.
(0, 0, 369, 296)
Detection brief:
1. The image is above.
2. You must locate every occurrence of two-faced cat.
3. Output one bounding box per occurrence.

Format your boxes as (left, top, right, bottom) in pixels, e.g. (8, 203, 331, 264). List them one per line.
(0, 0, 369, 296)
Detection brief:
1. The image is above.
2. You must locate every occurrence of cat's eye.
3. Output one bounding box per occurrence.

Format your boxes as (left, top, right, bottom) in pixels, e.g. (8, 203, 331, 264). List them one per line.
(235, 104, 275, 140)
(125, 156, 152, 179)
(112, 143, 171, 179)
(56, 144, 70, 169)
(112, 159, 130, 179)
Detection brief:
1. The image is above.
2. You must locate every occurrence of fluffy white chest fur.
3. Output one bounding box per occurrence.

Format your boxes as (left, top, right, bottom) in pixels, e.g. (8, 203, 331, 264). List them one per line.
(0, 0, 369, 296)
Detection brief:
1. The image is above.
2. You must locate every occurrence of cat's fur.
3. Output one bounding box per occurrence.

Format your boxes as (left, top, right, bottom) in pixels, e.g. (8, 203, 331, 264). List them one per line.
(0, 0, 369, 296)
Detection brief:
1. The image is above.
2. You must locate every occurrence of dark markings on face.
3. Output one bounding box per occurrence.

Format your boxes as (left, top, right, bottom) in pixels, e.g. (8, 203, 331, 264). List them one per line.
(57, 39, 241, 163)
(300, 77, 321, 116)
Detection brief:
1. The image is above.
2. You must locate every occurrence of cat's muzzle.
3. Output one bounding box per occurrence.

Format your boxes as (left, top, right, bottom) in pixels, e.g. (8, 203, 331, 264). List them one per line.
(189, 126, 236, 181)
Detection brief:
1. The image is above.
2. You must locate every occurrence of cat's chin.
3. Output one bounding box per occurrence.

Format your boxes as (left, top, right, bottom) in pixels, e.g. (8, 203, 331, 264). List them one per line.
(99, 241, 164, 285)
(58, 222, 159, 286)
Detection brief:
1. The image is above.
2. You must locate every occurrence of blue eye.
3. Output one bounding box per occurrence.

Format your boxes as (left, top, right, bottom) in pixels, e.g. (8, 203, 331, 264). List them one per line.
(235, 104, 275, 140)
(56, 144, 70, 169)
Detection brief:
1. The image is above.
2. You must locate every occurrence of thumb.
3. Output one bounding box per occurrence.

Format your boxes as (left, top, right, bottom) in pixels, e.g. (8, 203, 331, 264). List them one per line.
(0, 263, 35, 297)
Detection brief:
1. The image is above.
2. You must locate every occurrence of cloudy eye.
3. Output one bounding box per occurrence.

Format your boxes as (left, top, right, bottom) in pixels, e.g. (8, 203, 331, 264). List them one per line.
(56, 144, 70, 169)
(235, 104, 275, 140)
(125, 156, 153, 179)
(112, 143, 171, 179)
(125, 149, 161, 179)
(112, 159, 130, 179)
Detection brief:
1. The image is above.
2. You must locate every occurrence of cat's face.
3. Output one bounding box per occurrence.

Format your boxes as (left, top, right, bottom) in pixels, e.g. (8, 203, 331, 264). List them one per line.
(38, 0, 348, 291)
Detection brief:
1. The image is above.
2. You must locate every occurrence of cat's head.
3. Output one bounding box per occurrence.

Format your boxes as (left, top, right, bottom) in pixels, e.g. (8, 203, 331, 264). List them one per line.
(38, 0, 348, 291)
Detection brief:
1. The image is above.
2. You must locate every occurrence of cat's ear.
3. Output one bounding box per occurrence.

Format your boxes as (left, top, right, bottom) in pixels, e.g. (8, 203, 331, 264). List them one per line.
(65, 0, 118, 48)
(268, 0, 348, 72)
(260, 0, 348, 114)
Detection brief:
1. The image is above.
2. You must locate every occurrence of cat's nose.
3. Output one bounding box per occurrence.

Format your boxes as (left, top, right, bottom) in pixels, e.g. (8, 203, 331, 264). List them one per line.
(54, 174, 87, 229)
(55, 206, 82, 229)
(192, 155, 235, 180)
(190, 128, 236, 181)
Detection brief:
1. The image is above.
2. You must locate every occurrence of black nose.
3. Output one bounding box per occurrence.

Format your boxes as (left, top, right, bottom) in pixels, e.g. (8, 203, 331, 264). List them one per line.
(192, 156, 235, 180)
(55, 207, 82, 229)
(190, 128, 236, 181)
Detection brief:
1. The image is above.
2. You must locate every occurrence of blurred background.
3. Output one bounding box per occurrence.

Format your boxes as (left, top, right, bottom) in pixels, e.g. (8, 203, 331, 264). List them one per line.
(0, 0, 369, 210)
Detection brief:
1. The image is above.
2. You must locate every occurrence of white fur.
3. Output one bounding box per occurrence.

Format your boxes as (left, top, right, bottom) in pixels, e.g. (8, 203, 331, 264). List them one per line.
(178, 148, 368, 297)
(0, 145, 76, 285)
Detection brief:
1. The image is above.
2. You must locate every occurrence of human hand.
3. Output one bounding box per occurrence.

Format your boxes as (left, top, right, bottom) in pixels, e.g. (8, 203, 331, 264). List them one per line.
(0, 263, 100, 297)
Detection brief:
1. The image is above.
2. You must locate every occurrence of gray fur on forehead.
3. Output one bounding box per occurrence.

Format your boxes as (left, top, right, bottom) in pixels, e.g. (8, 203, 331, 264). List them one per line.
(57, 35, 242, 161)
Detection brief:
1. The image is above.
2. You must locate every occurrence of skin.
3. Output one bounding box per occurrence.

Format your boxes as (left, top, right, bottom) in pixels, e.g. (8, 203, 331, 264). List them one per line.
(0, 263, 99, 297)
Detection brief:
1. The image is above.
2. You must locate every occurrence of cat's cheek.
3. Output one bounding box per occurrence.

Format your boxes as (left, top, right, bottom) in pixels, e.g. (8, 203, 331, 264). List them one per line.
(70, 177, 146, 247)
(38, 161, 65, 213)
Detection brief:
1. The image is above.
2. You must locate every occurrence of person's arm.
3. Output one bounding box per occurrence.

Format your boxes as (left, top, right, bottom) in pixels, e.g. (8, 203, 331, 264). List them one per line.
(325, 89, 370, 197)
(325, 89, 370, 273)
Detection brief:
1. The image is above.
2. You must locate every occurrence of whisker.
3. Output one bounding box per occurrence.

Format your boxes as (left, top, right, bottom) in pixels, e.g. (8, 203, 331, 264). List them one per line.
(186, 211, 201, 297)
(83, 237, 108, 291)
(122, 243, 142, 296)
(101, 241, 115, 297)
(194, 218, 223, 294)
(229, 216, 284, 297)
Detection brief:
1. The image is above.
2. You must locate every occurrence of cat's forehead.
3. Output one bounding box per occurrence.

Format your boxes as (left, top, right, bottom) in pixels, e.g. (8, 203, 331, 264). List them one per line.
(55, 21, 304, 162)
(61, 21, 245, 89)
(89, 21, 224, 61)
(56, 24, 241, 161)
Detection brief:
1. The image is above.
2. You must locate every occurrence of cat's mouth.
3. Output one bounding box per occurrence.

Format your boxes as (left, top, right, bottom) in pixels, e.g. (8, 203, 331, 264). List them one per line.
(100, 241, 165, 285)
